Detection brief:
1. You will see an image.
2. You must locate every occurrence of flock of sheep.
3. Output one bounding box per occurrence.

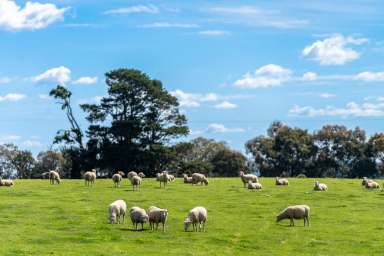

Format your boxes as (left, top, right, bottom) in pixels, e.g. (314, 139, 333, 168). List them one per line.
(1, 169, 382, 229)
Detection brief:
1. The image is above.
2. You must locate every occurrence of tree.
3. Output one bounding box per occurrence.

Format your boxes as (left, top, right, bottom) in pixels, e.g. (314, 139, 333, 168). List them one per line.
(0, 144, 18, 178)
(211, 149, 247, 177)
(12, 150, 35, 178)
(34, 151, 64, 177)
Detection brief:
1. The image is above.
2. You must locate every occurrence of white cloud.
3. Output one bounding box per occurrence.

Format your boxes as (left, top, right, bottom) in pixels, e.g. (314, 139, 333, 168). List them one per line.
(72, 76, 98, 85)
(0, 0, 68, 31)
(171, 90, 218, 108)
(104, 4, 159, 15)
(319, 93, 336, 98)
(78, 95, 103, 105)
(0, 135, 21, 142)
(209, 6, 308, 29)
(32, 66, 71, 85)
(302, 34, 368, 65)
(355, 71, 384, 81)
(140, 22, 198, 28)
(207, 123, 245, 133)
(198, 30, 231, 36)
(289, 102, 384, 117)
(0, 77, 12, 84)
(214, 101, 237, 109)
(0, 93, 26, 102)
(302, 72, 317, 81)
(22, 139, 43, 148)
(38, 94, 51, 100)
(234, 64, 292, 88)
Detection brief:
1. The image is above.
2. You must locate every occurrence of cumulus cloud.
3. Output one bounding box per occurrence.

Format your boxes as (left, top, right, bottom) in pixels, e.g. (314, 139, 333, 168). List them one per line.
(207, 123, 245, 133)
(355, 71, 384, 81)
(0, 0, 68, 31)
(72, 76, 98, 85)
(289, 102, 384, 117)
(0, 93, 26, 102)
(302, 72, 317, 81)
(22, 139, 43, 147)
(32, 66, 71, 85)
(302, 34, 368, 65)
(171, 90, 218, 108)
(234, 64, 292, 88)
(104, 4, 159, 15)
(319, 93, 336, 98)
(214, 101, 237, 109)
(198, 30, 231, 36)
(140, 22, 198, 28)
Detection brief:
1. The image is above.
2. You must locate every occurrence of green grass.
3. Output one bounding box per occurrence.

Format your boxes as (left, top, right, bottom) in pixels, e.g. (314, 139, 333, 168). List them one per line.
(0, 178, 383, 255)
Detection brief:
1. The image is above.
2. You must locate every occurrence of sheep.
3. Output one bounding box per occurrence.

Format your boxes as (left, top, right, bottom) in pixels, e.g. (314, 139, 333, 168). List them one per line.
(365, 181, 380, 189)
(184, 206, 207, 232)
(84, 169, 97, 186)
(138, 172, 146, 178)
(275, 177, 289, 186)
(48, 170, 61, 185)
(158, 171, 170, 188)
(362, 177, 373, 186)
(112, 172, 124, 188)
(168, 174, 175, 182)
(0, 178, 14, 187)
(130, 207, 149, 230)
(191, 173, 209, 186)
(127, 171, 138, 182)
(276, 205, 310, 227)
(239, 171, 258, 187)
(131, 175, 142, 191)
(314, 181, 328, 191)
(108, 199, 127, 224)
(183, 174, 193, 184)
(247, 181, 262, 190)
(148, 206, 168, 232)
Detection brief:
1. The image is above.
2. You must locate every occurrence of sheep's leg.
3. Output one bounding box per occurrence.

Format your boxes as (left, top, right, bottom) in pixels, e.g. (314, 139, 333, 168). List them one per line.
(162, 222, 165, 232)
(141, 223, 144, 230)
(202, 221, 205, 232)
(156, 223, 159, 230)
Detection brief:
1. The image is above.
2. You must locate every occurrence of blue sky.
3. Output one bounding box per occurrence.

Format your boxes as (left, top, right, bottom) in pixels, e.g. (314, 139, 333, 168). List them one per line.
(0, 0, 384, 154)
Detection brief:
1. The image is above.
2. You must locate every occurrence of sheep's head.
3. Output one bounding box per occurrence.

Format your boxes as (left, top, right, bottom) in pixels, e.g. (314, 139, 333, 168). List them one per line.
(184, 219, 192, 231)
(203, 179, 209, 185)
(239, 171, 244, 177)
(142, 214, 149, 223)
(109, 213, 117, 224)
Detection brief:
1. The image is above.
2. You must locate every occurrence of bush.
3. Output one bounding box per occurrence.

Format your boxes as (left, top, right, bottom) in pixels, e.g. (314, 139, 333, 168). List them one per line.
(297, 173, 307, 178)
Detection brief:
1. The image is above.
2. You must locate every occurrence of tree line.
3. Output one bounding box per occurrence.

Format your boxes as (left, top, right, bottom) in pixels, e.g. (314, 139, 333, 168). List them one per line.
(1, 68, 383, 178)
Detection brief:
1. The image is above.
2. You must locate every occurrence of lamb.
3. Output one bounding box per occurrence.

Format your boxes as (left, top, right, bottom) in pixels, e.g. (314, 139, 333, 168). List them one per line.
(275, 177, 289, 186)
(0, 178, 14, 187)
(131, 175, 142, 191)
(365, 181, 380, 189)
(314, 181, 328, 191)
(191, 173, 209, 185)
(108, 199, 127, 224)
(138, 172, 146, 178)
(127, 171, 138, 182)
(239, 171, 258, 187)
(84, 169, 97, 186)
(130, 207, 149, 230)
(184, 206, 207, 232)
(47, 170, 61, 185)
(247, 181, 262, 190)
(112, 171, 125, 188)
(183, 174, 193, 184)
(276, 205, 310, 226)
(148, 206, 168, 232)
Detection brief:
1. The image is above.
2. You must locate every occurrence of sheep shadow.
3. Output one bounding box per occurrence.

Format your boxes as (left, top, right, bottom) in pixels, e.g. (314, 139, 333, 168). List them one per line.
(119, 228, 149, 232)
(276, 223, 308, 228)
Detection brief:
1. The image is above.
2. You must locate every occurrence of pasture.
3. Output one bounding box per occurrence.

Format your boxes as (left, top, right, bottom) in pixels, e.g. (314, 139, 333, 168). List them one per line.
(0, 178, 383, 255)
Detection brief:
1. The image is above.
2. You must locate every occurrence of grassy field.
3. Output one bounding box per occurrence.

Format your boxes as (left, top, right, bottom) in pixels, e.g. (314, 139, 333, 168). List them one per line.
(0, 178, 383, 256)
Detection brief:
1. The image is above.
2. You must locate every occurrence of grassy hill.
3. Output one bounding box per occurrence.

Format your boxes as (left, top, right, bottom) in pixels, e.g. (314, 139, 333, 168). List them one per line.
(0, 178, 383, 255)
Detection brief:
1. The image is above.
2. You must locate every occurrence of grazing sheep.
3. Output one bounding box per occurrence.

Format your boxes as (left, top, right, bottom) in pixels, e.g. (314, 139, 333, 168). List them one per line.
(184, 206, 207, 232)
(314, 181, 328, 191)
(108, 200, 127, 224)
(275, 177, 289, 186)
(148, 206, 168, 232)
(48, 170, 61, 185)
(84, 169, 97, 186)
(168, 174, 175, 182)
(276, 205, 310, 226)
(362, 177, 373, 186)
(365, 181, 380, 189)
(127, 171, 138, 182)
(0, 178, 14, 187)
(191, 173, 209, 186)
(131, 175, 142, 191)
(183, 174, 193, 184)
(239, 171, 258, 187)
(138, 172, 146, 178)
(247, 181, 262, 190)
(158, 171, 170, 188)
(112, 172, 124, 188)
(130, 207, 149, 230)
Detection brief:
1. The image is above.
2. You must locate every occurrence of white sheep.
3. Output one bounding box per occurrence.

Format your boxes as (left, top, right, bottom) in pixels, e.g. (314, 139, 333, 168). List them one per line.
(183, 174, 193, 184)
(84, 169, 97, 186)
(314, 181, 328, 191)
(108, 199, 127, 224)
(168, 174, 175, 182)
(362, 177, 373, 186)
(158, 171, 170, 188)
(191, 173, 209, 186)
(48, 170, 61, 185)
(276, 205, 310, 226)
(130, 207, 149, 230)
(127, 171, 138, 182)
(247, 181, 262, 190)
(148, 206, 168, 232)
(112, 171, 125, 188)
(138, 172, 146, 178)
(239, 171, 258, 187)
(275, 177, 289, 186)
(365, 181, 380, 189)
(0, 178, 14, 187)
(131, 175, 142, 191)
(184, 206, 207, 232)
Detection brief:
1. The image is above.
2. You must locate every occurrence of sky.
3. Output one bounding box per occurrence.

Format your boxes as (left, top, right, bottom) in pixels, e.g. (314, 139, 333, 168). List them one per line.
(0, 0, 384, 154)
